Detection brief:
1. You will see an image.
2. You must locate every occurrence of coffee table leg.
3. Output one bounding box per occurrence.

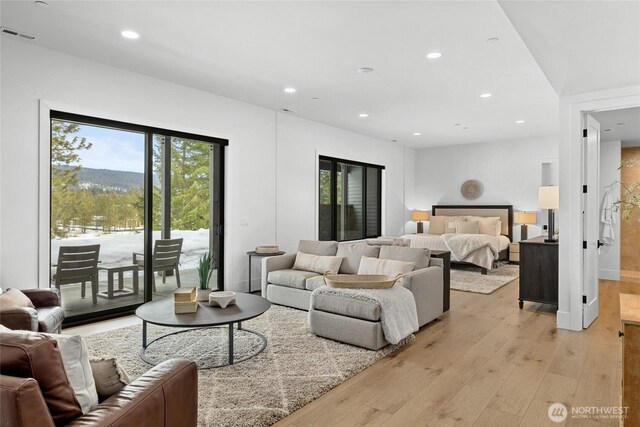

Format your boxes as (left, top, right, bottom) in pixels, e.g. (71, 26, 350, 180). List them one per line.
(228, 323, 234, 365)
(142, 321, 147, 348)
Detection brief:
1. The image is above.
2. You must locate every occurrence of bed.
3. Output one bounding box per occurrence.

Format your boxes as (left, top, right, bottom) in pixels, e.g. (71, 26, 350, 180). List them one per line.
(402, 205, 513, 274)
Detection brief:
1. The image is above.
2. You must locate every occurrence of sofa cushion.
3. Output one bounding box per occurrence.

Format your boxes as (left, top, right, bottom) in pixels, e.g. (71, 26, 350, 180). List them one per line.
(336, 243, 381, 274)
(379, 246, 430, 270)
(293, 252, 343, 275)
(298, 240, 339, 256)
(312, 293, 381, 321)
(305, 275, 326, 291)
(37, 306, 65, 333)
(0, 288, 35, 310)
(0, 331, 83, 425)
(358, 256, 415, 276)
(268, 269, 320, 289)
(89, 357, 131, 401)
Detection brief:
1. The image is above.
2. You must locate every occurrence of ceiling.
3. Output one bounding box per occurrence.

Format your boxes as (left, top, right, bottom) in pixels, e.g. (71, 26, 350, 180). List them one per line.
(591, 107, 640, 147)
(499, 0, 640, 97)
(0, 1, 634, 148)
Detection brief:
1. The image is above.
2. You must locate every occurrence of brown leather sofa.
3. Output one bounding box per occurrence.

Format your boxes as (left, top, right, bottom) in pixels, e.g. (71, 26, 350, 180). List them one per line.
(0, 288, 65, 333)
(0, 331, 198, 427)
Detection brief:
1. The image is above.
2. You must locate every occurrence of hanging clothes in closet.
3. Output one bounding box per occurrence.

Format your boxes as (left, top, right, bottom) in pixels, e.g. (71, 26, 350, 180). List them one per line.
(600, 185, 617, 246)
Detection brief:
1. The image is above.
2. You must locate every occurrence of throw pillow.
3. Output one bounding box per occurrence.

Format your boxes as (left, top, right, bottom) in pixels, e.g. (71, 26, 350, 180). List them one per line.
(357, 256, 415, 276)
(443, 216, 465, 234)
(465, 216, 501, 236)
(379, 246, 430, 270)
(90, 357, 131, 401)
(427, 216, 445, 235)
(336, 244, 380, 274)
(0, 288, 35, 310)
(293, 252, 343, 275)
(456, 220, 479, 234)
(298, 240, 339, 256)
(43, 333, 99, 414)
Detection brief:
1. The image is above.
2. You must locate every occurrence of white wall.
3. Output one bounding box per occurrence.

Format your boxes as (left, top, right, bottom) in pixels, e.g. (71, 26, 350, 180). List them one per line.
(0, 38, 413, 292)
(414, 136, 558, 241)
(599, 140, 621, 280)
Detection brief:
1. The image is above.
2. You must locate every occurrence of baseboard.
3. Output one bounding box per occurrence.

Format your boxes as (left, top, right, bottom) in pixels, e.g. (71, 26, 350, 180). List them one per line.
(599, 269, 620, 281)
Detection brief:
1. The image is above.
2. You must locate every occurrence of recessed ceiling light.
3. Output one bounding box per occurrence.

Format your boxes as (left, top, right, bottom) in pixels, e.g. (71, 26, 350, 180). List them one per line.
(603, 128, 614, 132)
(426, 52, 442, 59)
(413, 132, 421, 136)
(284, 87, 296, 94)
(281, 108, 294, 113)
(454, 123, 461, 127)
(34, 0, 48, 6)
(515, 120, 525, 124)
(359, 113, 369, 118)
(312, 97, 320, 101)
(121, 30, 140, 39)
(487, 37, 500, 42)
(463, 126, 469, 130)
(617, 122, 626, 126)
(480, 93, 492, 98)
(357, 67, 374, 74)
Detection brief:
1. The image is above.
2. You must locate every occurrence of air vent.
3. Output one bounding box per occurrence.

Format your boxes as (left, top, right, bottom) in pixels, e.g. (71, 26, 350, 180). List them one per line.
(1, 27, 35, 40)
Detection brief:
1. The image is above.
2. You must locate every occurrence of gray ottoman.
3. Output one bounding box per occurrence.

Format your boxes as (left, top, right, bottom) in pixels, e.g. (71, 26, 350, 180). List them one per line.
(308, 292, 388, 350)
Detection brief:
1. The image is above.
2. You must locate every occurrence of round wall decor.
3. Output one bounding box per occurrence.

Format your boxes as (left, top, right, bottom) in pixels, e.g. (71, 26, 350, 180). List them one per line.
(461, 180, 483, 200)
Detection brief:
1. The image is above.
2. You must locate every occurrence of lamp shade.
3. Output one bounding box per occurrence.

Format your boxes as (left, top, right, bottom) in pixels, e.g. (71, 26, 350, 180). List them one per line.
(411, 210, 430, 221)
(514, 212, 537, 225)
(538, 185, 559, 209)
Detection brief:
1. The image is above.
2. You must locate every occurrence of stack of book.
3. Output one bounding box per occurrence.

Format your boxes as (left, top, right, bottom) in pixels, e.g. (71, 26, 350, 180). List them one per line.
(174, 287, 198, 313)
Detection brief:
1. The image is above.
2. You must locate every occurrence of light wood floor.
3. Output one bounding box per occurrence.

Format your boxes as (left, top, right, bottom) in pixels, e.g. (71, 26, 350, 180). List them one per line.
(275, 279, 633, 427)
(67, 278, 634, 426)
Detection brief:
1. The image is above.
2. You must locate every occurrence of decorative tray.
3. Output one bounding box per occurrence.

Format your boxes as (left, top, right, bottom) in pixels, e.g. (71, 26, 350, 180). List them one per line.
(323, 273, 402, 289)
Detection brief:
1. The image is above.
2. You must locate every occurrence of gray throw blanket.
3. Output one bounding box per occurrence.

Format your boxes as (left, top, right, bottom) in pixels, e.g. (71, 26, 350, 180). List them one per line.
(310, 284, 418, 345)
(442, 233, 501, 261)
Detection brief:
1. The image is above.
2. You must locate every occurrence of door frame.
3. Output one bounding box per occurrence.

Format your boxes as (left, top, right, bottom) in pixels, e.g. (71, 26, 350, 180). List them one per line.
(558, 87, 640, 331)
(38, 100, 227, 324)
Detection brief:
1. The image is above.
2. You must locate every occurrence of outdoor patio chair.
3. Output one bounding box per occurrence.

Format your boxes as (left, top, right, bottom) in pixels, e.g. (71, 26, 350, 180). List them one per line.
(133, 238, 183, 292)
(51, 244, 101, 304)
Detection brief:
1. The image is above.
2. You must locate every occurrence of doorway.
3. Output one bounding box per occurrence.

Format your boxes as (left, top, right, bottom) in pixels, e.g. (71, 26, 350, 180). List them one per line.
(48, 111, 227, 325)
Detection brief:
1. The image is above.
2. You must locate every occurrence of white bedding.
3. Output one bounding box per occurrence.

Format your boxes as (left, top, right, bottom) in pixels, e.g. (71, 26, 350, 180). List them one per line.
(401, 233, 510, 270)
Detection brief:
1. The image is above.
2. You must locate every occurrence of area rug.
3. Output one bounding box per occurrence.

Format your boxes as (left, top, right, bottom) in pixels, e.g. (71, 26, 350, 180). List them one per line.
(83, 305, 412, 427)
(450, 263, 519, 294)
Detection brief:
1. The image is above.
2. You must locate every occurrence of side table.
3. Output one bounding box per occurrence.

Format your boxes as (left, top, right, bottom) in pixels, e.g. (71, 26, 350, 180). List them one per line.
(430, 250, 451, 312)
(246, 251, 285, 294)
(97, 263, 139, 299)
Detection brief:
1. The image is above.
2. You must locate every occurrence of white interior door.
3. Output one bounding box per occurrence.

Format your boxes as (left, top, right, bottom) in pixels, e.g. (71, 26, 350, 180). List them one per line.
(583, 114, 600, 328)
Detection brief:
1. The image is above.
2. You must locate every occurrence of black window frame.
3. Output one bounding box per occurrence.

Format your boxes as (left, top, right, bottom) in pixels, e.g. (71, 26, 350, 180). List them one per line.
(50, 110, 228, 326)
(318, 155, 384, 242)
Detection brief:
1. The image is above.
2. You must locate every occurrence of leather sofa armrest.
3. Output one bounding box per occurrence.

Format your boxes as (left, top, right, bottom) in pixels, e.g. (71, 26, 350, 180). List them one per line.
(0, 375, 56, 427)
(66, 359, 197, 427)
(261, 254, 296, 295)
(0, 307, 39, 331)
(22, 289, 61, 307)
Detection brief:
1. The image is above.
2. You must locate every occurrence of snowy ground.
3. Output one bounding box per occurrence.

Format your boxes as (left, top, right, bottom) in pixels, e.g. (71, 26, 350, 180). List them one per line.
(51, 229, 210, 270)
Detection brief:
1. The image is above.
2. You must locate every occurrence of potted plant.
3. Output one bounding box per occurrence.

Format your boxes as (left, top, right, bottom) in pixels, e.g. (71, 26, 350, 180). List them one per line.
(197, 252, 214, 301)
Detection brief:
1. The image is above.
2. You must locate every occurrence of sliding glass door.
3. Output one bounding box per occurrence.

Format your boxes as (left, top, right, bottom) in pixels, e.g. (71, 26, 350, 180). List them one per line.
(50, 112, 226, 324)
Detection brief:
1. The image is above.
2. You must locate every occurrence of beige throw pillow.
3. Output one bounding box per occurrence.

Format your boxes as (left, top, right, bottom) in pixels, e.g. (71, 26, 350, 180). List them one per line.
(90, 357, 131, 401)
(465, 216, 501, 236)
(0, 288, 35, 310)
(456, 221, 479, 234)
(293, 251, 343, 275)
(427, 216, 445, 235)
(357, 256, 415, 276)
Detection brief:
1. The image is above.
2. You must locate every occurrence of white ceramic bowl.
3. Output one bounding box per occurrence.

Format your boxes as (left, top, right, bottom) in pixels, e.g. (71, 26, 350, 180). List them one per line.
(209, 291, 236, 308)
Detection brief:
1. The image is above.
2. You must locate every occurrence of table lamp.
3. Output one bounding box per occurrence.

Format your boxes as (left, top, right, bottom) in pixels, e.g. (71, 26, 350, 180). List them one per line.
(411, 210, 429, 234)
(514, 212, 537, 241)
(538, 185, 559, 242)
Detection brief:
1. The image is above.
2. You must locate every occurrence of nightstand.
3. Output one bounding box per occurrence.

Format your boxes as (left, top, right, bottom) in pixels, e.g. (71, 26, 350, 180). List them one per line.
(518, 236, 558, 309)
(509, 242, 520, 263)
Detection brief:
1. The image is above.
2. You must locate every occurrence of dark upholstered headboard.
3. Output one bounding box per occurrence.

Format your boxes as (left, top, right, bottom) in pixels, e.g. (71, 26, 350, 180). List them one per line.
(431, 205, 513, 242)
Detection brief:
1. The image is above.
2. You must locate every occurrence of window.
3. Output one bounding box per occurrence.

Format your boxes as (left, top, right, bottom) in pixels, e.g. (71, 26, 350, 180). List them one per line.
(319, 156, 383, 241)
(49, 111, 227, 325)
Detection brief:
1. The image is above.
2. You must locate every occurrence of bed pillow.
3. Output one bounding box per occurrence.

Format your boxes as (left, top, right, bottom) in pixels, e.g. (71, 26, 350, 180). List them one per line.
(357, 256, 415, 276)
(443, 216, 465, 234)
(466, 216, 501, 236)
(336, 244, 380, 274)
(456, 220, 479, 234)
(428, 216, 465, 235)
(293, 251, 343, 275)
(427, 216, 445, 235)
(0, 288, 35, 310)
(379, 246, 430, 270)
(90, 357, 131, 401)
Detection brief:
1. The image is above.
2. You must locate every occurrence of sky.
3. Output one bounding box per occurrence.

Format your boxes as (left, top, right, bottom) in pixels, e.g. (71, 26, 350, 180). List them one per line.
(75, 124, 146, 173)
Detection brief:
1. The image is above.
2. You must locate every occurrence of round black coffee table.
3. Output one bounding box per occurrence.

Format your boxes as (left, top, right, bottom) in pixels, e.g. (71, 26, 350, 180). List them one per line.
(135, 293, 271, 368)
